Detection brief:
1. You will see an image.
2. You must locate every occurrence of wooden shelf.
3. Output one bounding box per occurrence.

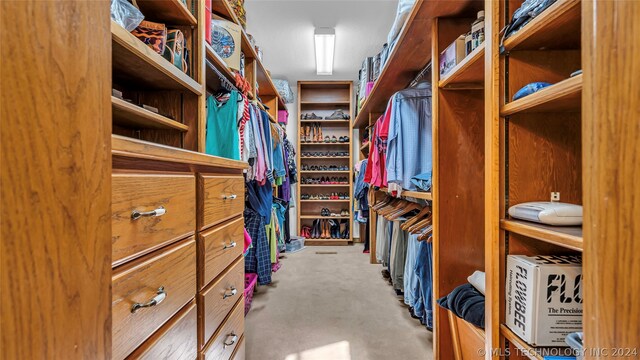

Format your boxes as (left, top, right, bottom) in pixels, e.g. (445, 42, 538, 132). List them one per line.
(300, 171, 350, 174)
(360, 141, 370, 152)
(439, 43, 485, 89)
(112, 97, 189, 132)
(300, 215, 350, 219)
(111, 21, 202, 95)
(205, 44, 237, 87)
(111, 135, 248, 170)
(402, 190, 433, 200)
(500, 219, 583, 251)
(300, 156, 350, 159)
(300, 120, 350, 124)
(134, 0, 197, 26)
(305, 239, 350, 246)
(300, 184, 350, 187)
(301, 142, 351, 146)
(498, 325, 572, 360)
(501, 74, 582, 116)
(352, 0, 483, 128)
(209, 0, 286, 110)
(503, 0, 581, 51)
(300, 200, 351, 203)
(300, 101, 350, 105)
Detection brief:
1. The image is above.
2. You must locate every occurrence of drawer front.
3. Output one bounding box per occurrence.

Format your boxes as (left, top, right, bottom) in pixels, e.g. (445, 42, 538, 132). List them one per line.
(201, 258, 244, 345)
(127, 302, 197, 360)
(231, 336, 245, 360)
(113, 239, 196, 360)
(203, 298, 245, 360)
(199, 217, 244, 289)
(113, 173, 195, 266)
(197, 175, 244, 230)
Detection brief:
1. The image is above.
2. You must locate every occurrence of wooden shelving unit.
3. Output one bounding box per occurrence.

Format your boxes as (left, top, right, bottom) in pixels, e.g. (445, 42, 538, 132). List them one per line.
(439, 43, 485, 88)
(500, 74, 582, 115)
(500, 219, 583, 251)
(112, 97, 190, 132)
(134, 0, 197, 26)
(297, 81, 354, 245)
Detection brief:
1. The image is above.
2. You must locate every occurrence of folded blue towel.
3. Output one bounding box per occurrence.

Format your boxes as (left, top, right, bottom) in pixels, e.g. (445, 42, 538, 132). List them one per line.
(512, 82, 552, 101)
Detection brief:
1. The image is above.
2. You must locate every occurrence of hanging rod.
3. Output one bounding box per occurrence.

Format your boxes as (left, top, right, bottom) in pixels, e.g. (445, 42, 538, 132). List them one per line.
(205, 59, 238, 93)
(410, 61, 432, 87)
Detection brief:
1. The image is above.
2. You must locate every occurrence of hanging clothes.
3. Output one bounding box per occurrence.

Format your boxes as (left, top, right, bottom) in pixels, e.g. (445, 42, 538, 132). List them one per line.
(205, 91, 240, 160)
(244, 208, 272, 285)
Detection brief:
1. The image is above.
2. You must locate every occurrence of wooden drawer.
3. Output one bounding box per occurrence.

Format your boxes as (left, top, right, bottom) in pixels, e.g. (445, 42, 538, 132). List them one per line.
(127, 301, 197, 360)
(112, 239, 196, 360)
(203, 298, 245, 360)
(200, 258, 244, 346)
(112, 173, 195, 266)
(198, 217, 244, 289)
(197, 174, 244, 230)
(231, 336, 245, 360)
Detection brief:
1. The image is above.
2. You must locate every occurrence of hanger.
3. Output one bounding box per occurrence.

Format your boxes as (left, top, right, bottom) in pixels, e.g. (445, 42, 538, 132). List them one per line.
(418, 225, 433, 241)
(379, 198, 404, 216)
(409, 213, 433, 234)
(401, 206, 431, 230)
(372, 195, 394, 211)
(387, 201, 421, 220)
(205, 59, 239, 93)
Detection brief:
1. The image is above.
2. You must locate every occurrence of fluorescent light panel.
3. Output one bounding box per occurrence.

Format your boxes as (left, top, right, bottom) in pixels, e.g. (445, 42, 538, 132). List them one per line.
(315, 28, 335, 75)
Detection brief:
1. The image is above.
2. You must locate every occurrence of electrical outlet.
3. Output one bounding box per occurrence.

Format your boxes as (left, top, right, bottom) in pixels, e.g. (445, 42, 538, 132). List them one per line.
(551, 192, 560, 202)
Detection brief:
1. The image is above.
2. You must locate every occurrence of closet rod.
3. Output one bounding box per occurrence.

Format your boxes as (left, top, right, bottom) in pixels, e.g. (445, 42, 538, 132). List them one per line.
(205, 59, 239, 93)
(410, 61, 432, 87)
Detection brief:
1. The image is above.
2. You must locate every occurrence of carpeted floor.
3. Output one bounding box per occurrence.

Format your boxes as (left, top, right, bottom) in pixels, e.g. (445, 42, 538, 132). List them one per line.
(245, 245, 433, 360)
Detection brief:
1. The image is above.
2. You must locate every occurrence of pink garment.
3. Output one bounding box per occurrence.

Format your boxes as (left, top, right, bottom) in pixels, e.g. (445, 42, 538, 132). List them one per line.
(244, 228, 252, 254)
(365, 81, 375, 97)
(278, 110, 289, 124)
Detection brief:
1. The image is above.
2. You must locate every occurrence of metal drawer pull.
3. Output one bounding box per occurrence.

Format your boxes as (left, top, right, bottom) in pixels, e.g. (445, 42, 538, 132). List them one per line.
(131, 206, 166, 220)
(223, 287, 238, 299)
(223, 333, 238, 348)
(222, 194, 237, 200)
(223, 241, 237, 250)
(131, 287, 166, 313)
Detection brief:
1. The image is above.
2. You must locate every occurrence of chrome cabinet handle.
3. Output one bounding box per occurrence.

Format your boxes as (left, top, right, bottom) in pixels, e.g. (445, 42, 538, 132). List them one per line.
(223, 333, 238, 348)
(131, 287, 166, 313)
(223, 287, 237, 299)
(222, 194, 237, 200)
(223, 241, 237, 250)
(131, 206, 166, 220)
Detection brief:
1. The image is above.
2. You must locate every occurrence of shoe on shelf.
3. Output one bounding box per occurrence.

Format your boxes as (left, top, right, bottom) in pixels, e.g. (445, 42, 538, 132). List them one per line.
(331, 135, 338, 143)
(324, 135, 330, 143)
(304, 112, 322, 120)
(326, 109, 350, 120)
(340, 209, 349, 216)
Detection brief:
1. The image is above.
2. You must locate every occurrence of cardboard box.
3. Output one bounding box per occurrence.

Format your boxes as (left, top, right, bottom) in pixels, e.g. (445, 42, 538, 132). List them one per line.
(439, 35, 466, 76)
(205, 0, 212, 44)
(211, 15, 242, 71)
(506, 255, 583, 346)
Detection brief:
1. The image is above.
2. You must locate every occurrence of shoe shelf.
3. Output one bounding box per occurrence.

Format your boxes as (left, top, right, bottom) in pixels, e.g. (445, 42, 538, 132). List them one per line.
(500, 74, 582, 116)
(439, 43, 485, 89)
(297, 81, 354, 245)
(299, 215, 350, 219)
(133, 0, 196, 26)
(502, 0, 581, 52)
(500, 219, 583, 251)
(111, 20, 202, 95)
(112, 96, 190, 132)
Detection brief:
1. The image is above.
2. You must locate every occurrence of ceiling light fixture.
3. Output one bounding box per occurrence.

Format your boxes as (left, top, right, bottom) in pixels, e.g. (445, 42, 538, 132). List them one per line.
(314, 27, 335, 76)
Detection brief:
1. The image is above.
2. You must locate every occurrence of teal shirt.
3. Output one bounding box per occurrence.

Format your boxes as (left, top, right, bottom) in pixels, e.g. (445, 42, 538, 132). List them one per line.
(205, 91, 240, 160)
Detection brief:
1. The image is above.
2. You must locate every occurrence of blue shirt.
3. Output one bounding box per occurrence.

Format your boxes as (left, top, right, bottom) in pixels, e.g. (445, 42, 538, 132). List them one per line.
(386, 82, 433, 191)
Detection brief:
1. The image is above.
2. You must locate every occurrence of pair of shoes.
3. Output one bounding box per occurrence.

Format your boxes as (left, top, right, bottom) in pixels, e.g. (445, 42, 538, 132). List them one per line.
(325, 109, 350, 120)
(302, 112, 323, 120)
(320, 208, 330, 216)
(300, 226, 312, 238)
(340, 219, 350, 238)
(338, 136, 350, 142)
(340, 209, 349, 216)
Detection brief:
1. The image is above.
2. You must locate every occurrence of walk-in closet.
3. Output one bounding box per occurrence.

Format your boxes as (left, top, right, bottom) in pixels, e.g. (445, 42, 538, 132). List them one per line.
(2, 0, 638, 359)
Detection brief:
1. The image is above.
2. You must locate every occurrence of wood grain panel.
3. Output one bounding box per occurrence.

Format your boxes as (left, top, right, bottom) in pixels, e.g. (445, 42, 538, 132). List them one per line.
(507, 50, 581, 101)
(231, 336, 245, 360)
(449, 311, 486, 360)
(0, 0, 111, 358)
(112, 173, 195, 266)
(582, 0, 640, 356)
(199, 217, 244, 289)
(112, 239, 196, 360)
(199, 258, 245, 348)
(197, 175, 245, 230)
(202, 298, 245, 360)
(127, 301, 198, 360)
(507, 113, 582, 206)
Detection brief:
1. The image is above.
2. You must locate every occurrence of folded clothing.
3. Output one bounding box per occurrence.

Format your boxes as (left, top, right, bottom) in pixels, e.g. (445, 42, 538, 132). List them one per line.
(410, 171, 432, 192)
(467, 270, 486, 295)
(437, 283, 485, 329)
(512, 82, 551, 101)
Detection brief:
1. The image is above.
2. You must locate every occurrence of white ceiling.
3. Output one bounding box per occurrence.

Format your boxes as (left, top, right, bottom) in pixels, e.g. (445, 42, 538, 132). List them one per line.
(244, 0, 399, 85)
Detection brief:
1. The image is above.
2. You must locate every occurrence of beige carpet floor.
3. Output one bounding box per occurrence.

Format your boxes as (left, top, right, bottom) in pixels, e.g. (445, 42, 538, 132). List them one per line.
(245, 245, 433, 360)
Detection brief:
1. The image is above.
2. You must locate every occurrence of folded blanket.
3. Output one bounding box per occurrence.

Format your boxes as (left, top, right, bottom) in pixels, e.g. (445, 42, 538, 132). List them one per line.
(437, 283, 485, 329)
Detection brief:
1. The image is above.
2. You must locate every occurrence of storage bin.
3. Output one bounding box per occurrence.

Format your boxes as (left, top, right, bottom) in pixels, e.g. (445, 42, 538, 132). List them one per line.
(286, 236, 305, 253)
(244, 273, 258, 315)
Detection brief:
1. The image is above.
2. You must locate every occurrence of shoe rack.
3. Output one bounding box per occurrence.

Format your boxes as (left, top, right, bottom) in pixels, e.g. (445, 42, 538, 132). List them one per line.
(297, 81, 353, 246)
